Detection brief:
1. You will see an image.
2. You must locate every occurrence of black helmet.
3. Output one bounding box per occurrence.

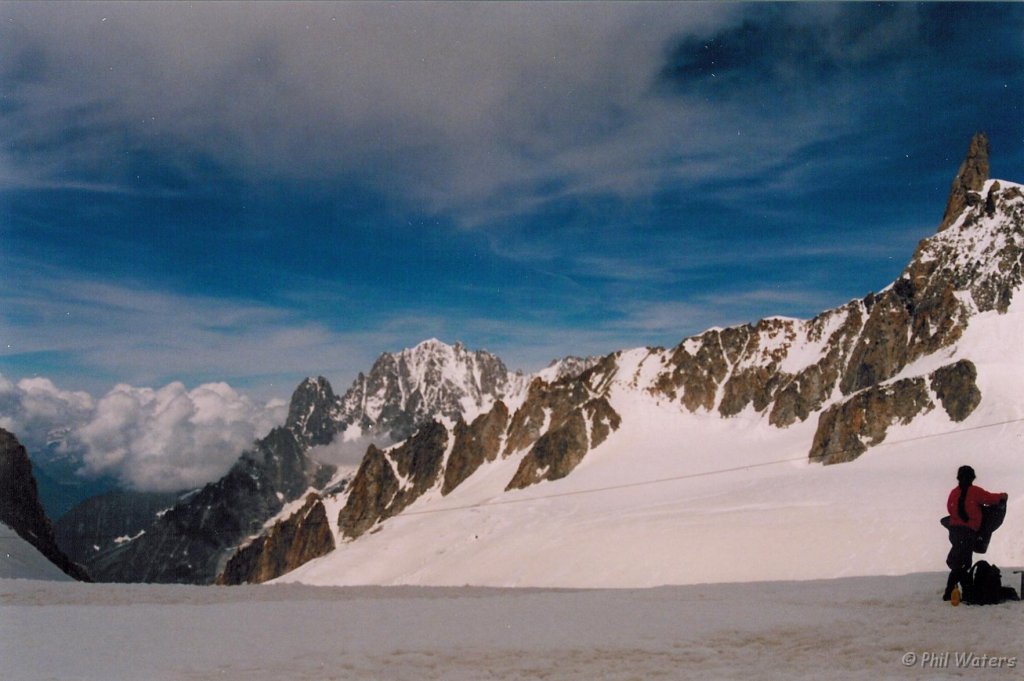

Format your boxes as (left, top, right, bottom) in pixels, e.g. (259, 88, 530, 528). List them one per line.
(957, 465, 976, 484)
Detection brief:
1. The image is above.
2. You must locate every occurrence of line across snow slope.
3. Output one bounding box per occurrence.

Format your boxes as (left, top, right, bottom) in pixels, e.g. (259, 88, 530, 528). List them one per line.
(281, 292, 1024, 588)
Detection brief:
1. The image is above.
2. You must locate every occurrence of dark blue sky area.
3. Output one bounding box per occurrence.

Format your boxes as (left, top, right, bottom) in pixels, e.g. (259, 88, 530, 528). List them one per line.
(1, 2, 1022, 399)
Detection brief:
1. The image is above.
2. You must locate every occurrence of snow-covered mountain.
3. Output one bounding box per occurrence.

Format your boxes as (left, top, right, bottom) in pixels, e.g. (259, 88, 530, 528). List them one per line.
(60, 337, 600, 583)
(258, 133, 1024, 588)
(335, 339, 530, 441)
(59, 134, 1024, 587)
(308, 339, 601, 443)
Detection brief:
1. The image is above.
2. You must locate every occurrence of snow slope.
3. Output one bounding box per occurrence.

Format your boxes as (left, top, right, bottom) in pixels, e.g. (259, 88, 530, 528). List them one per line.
(2, 575, 1020, 681)
(281, 293, 1024, 588)
(0, 523, 73, 582)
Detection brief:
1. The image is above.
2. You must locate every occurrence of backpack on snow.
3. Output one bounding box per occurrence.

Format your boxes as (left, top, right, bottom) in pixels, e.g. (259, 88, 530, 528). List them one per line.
(962, 560, 1019, 605)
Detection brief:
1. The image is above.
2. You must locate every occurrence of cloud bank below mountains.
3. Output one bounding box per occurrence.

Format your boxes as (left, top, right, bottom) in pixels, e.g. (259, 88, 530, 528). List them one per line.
(0, 375, 287, 492)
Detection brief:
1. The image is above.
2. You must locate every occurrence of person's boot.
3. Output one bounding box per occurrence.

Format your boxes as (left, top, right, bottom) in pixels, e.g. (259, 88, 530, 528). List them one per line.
(943, 572, 958, 601)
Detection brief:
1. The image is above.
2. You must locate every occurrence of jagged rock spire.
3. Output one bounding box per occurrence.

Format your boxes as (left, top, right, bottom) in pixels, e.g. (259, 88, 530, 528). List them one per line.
(285, 376, 340, 447)
(939, 132, 990, 231)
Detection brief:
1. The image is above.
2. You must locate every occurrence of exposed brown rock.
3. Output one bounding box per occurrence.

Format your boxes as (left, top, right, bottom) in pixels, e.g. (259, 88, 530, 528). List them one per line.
(442, 402, 510, 495)
(840, 270, 968, 396)
(388, 420, 449, 511)
(337, 445, 400, 539)
(654, 328, 736, 411)
(217, 493, 335, 585)
(500, 358, 622, 491)
(585, 397, 622, 449)
(810, 359, 983, 464)
(930, 359, 981, 422)
(503, 379, 585, 457)
(939, 132, 990, 231)
(338, 421, 449, 540)
(809, 377, 933, 465)
(986, 181, 1001, 217)
(506, 409, 590, 490)
(504, 359, 619, 458)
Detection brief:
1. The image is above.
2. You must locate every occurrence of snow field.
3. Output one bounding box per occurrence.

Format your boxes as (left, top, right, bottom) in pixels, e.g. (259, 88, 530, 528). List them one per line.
(2, 574, 1021, 681)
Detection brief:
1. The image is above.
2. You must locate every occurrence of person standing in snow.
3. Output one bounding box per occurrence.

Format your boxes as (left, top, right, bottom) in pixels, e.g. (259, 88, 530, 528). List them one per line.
(943, 465, 1008, 601)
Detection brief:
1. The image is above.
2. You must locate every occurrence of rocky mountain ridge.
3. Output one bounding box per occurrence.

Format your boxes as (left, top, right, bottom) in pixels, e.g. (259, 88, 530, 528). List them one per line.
(55, 134, 1023, 586)
(58, 340, 600, 583)
(322, 133, 1020, 548)
(71, 382, 338, 583)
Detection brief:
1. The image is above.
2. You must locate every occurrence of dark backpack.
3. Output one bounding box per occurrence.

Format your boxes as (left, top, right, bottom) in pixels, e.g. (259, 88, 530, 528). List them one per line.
(962, 560, 1020, 605)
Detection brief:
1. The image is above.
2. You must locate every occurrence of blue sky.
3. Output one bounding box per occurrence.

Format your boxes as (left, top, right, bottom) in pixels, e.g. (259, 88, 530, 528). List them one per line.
(2, 1, 1023, 402)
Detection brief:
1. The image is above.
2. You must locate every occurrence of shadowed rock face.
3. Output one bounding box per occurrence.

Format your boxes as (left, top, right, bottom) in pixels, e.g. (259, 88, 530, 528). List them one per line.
(54, 489, 183, 567)
(338, 421, 449, 540)
(0, 428, 91, 581)
(442, 402, 510, 496)
(337, 445, 400, 540)
(217, 494, 334, 585)
(504, 359, 622, 491)
(930, 360, 982, 422)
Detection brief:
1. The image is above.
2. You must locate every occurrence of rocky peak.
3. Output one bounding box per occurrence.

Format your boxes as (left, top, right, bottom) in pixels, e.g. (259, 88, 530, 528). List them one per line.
(285, 376, 341, 447)
(336, 339, 527, 441)
(939, 132, 990, 231)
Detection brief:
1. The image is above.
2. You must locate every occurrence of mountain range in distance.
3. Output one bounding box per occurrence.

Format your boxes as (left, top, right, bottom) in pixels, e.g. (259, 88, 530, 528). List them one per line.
(12, 133, 1024, 587)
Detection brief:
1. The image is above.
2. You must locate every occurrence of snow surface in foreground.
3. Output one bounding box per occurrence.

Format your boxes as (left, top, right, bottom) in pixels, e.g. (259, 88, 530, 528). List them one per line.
(3, 575, 1021, 681)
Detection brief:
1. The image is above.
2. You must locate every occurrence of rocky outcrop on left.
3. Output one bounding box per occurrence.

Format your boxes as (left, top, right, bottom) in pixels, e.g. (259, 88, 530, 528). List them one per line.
(0, 428, 91, 581)
(216, 493, 334, 585)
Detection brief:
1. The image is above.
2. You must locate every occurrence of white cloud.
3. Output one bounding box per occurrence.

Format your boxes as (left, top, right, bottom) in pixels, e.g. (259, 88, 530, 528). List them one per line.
(306, 424, 394, 471)
(0, 376, 95, 456)
(76, 381, 288, 492)
(0, 373, 288, 492)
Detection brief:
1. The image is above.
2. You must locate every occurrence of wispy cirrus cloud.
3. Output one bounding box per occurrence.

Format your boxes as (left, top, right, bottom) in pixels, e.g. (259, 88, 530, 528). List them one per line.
(0, 261, 380, 395)
(2, 1, 1021, 413)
